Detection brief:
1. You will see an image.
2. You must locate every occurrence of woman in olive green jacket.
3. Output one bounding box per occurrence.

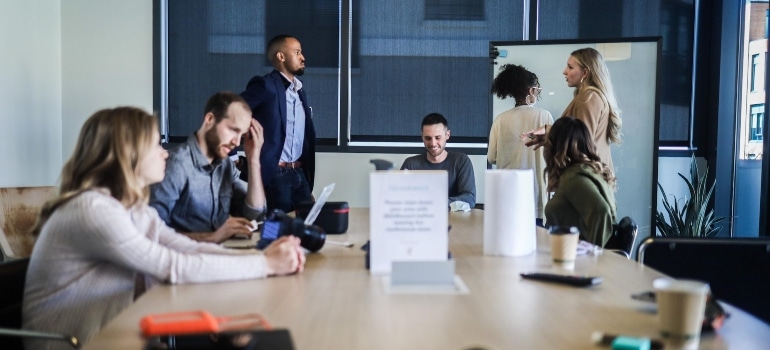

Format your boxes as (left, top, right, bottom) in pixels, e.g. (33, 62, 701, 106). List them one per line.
(543, 116, 617, 247)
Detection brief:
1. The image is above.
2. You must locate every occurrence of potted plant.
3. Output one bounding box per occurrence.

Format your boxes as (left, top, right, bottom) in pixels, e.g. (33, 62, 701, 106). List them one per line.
(655, 156, 726, 237)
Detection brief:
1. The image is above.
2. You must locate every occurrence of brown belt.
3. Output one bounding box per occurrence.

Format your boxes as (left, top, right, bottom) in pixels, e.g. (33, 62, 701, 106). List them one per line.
(278, 161, 303, 169)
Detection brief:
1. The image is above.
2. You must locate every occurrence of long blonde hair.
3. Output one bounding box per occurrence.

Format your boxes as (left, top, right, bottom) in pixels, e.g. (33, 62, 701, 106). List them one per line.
(570, 47, 622, 144)
(32, 107, 158, 235)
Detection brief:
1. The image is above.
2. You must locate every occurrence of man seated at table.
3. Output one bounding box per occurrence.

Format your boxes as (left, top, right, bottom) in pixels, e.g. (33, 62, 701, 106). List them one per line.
(150, 91, 267, 243)
(400, 113, 476, 209)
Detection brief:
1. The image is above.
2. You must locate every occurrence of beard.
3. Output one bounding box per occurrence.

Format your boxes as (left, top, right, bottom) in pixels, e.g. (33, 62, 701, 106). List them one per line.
(204, 127, 226, 160)
(293, 67, 305, 77)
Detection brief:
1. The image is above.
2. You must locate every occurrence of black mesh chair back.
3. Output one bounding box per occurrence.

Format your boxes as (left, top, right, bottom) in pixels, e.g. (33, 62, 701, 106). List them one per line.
(0, 258, 29, 349)
(0, 258, 80, 349)
(605, 216, 638, 257)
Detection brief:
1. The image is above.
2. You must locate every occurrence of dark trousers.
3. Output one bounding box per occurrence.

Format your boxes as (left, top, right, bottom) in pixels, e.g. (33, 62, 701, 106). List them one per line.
(266, 167, 312, 213)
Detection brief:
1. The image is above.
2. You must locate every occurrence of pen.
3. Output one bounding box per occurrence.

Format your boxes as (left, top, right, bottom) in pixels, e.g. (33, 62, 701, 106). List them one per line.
(591, 331, 664, 350)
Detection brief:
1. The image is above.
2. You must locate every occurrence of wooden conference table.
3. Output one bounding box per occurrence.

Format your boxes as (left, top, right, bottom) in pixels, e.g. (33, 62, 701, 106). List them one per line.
(84, 209, 770, 349)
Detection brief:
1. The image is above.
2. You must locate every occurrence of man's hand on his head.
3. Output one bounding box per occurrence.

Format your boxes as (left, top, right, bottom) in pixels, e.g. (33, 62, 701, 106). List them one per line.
(264, 236, 306, 276)
(243, 119, 265, 163)
(212, 217, 253, 243)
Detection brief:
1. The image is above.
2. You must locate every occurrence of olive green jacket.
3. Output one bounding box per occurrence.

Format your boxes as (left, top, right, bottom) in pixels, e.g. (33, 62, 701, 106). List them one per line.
(544, 164, 617, 246)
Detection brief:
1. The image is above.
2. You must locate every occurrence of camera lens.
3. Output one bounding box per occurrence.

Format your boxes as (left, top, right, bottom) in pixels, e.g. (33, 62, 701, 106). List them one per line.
(300, 225, 326, 252)
(258, 210, 326, 252)
(289, 219, 326, 252)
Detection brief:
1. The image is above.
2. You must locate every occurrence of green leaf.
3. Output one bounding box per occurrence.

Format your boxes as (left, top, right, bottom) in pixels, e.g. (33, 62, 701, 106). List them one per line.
(655, 155, 727, 237)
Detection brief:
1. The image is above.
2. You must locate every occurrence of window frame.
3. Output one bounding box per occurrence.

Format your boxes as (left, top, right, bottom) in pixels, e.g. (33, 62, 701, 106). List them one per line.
(750, 103, 765, 142)
(752, 53, 761, 92)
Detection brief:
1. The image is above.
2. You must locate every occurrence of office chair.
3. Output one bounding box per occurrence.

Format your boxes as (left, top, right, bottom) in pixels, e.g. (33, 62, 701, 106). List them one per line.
(605, 216, 638, 258)
(369, 159, 394, 171)
(0, 258, 81, 349)
(638, 237, 770, 325)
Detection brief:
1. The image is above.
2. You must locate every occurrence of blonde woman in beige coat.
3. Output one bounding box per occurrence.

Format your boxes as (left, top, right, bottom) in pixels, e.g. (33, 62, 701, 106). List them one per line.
(524, 47, 621, 172)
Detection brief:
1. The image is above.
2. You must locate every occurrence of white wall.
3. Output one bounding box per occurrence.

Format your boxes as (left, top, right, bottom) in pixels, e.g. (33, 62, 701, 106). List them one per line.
(62, 0, 154, 158)
(0, 0, 62, 187)
(0, 0, 153, 187)
(656, 157, 706, 207)
(314, 152, 488, 208)
(317, 153, 695, 233)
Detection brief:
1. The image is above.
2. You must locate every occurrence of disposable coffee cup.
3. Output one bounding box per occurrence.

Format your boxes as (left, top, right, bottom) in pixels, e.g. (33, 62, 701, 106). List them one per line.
(548, 226, 579, 269)
(653, 278, 710, 350)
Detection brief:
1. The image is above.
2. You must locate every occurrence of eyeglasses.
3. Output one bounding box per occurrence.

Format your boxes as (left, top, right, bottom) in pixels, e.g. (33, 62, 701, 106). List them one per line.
(531, 87, 542, 95)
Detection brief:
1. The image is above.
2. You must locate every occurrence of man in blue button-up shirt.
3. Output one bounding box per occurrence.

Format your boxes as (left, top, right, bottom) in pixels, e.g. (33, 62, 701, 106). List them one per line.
(150, 92, 267, 243)
(241, 35, 316, 213)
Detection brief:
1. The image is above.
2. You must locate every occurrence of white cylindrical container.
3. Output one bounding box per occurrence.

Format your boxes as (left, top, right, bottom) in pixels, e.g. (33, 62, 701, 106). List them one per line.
(483, 169, 537, 257)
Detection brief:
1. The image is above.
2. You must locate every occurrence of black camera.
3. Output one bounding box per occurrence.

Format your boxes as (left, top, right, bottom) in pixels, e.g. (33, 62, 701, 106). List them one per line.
(256, 209, 326, 252)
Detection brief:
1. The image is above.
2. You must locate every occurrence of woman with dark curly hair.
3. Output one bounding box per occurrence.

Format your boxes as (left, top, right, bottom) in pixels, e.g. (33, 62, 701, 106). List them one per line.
(543, 116, 616, 247)
(488, 64, 553, 225)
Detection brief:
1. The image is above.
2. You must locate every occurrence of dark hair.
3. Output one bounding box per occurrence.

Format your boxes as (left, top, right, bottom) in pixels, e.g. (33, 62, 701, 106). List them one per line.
(267, 34, 299, 60)
(421, 113, 448, 129)
(204, 91, 249, 123)
(543, 116, 615, 191)
(491, 64, 539, 105)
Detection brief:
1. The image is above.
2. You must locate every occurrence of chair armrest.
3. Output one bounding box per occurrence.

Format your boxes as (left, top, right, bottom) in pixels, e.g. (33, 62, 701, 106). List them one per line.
(0, 328, 80, 349)
(606, 249, 630, 259)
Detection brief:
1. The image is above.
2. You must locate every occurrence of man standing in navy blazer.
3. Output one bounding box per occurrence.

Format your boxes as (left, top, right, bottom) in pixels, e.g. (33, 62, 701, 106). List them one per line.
(241, 35, 316, 213)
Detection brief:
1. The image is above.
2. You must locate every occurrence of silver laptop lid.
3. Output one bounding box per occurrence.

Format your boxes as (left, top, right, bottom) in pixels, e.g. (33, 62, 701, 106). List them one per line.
(303, 183, 336, 225)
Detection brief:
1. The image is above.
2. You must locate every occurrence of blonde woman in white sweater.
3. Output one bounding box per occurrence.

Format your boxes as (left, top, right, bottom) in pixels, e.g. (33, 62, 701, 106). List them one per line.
(23, 107, 305, 349)
(488, 64, 553, 226)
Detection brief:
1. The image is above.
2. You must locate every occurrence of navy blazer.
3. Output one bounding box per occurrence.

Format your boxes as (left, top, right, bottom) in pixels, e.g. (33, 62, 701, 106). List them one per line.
(241, 70, 316, 191)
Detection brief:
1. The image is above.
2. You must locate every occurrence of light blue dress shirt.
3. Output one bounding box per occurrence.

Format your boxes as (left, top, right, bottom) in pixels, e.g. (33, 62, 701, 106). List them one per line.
(280, 73, 306, 163)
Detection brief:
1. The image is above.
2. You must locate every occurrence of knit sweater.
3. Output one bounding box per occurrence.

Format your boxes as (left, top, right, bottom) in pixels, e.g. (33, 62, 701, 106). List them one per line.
(22, 189, 269, 349)
(400, 151, 476, 208)
(488, 105, 553, 218)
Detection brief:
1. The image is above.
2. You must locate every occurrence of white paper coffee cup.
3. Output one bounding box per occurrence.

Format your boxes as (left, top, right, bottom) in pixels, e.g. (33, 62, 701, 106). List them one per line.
(548, 226, 579, 270)
(653, 278, 710, 350)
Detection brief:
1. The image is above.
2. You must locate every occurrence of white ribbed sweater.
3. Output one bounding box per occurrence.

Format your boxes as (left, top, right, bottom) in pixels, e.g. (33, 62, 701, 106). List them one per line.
(487, 105, 554, 218)
(22, 190, 269, 349)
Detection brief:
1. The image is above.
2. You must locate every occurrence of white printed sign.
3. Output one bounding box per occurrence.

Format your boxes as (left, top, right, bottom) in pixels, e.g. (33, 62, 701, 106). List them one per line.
(369, 171, 448, 274)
